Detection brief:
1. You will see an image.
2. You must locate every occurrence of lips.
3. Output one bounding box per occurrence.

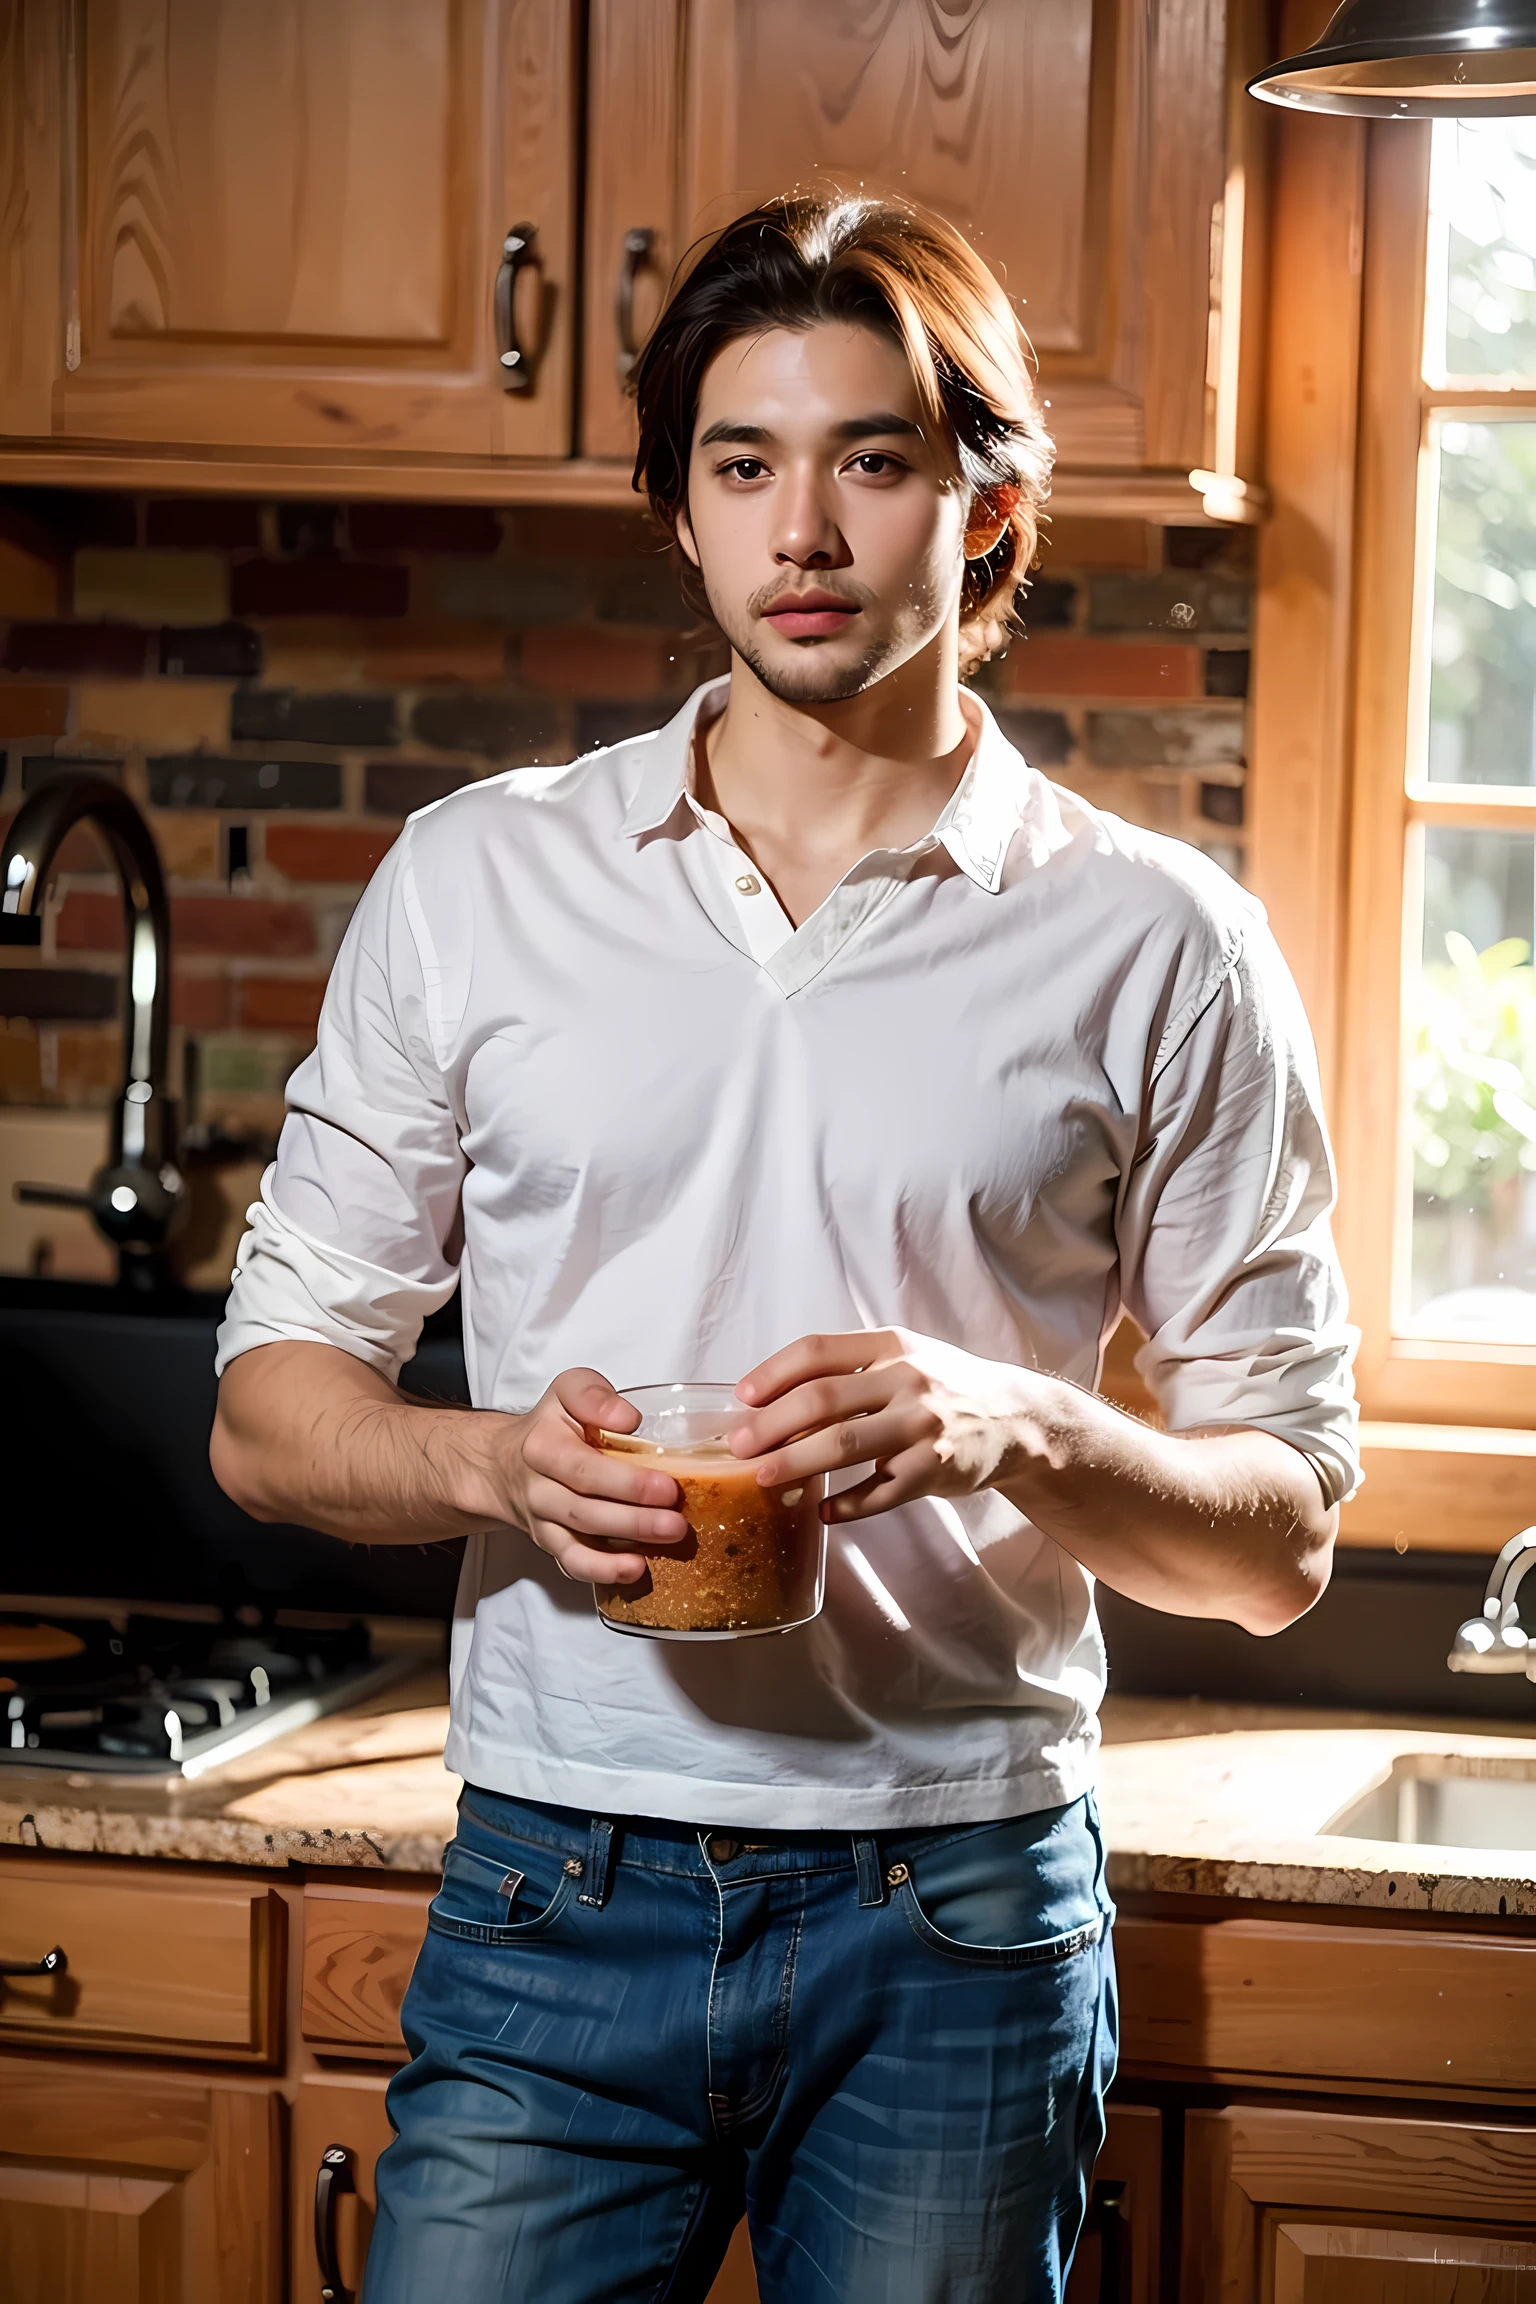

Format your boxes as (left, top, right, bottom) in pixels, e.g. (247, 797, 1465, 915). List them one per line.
(761, 593, 861, 640)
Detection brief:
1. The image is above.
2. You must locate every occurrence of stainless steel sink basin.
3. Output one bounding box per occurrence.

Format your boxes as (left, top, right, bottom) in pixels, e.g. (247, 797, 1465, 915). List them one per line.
(1324, 1755, 1536, 1851)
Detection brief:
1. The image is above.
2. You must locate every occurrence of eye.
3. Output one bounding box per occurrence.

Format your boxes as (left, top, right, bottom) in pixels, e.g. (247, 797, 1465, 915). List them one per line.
(720, 457, 768, 482)
(847, 452, 903, 478)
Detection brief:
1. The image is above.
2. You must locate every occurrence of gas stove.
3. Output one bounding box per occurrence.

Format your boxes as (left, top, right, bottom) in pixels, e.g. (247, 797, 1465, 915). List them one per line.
(0, 1600, 415, 1778)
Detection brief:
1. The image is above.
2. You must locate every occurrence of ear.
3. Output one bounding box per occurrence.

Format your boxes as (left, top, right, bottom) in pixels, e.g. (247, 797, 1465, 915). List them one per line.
(964, 484, 1021, 562)
(674, 501, 702, 571)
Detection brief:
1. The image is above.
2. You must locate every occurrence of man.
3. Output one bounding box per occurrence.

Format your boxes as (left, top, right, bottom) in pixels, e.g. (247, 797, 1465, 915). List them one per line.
(213, 192, 1357, 2302)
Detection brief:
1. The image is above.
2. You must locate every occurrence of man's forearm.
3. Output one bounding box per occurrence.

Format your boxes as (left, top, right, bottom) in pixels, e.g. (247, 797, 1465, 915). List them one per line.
(997, 1377, 1336, 1636)
(213, 1341, 514, 1543)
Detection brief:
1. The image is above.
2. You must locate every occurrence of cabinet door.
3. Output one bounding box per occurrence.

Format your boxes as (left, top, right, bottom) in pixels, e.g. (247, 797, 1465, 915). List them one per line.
(292, 2073, 760, 2303)
(0, 2056, 280, 2304)
(4, 0, 577, 458)
(1066, 2104, 1161, 2304)
(1183, 2107, 1536, 2304)
(582, 0, 1225, 479)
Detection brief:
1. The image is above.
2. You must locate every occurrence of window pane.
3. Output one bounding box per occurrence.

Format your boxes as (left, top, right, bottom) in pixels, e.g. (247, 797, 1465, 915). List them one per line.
(1426, 422, 1536, 787)
(1432, 119, 1536, 378)
(1409, 826, 1536, 1339)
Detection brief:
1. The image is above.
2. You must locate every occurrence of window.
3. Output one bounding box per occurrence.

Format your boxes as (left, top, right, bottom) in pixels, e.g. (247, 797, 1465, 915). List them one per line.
(1339, 120, 1536, 1428)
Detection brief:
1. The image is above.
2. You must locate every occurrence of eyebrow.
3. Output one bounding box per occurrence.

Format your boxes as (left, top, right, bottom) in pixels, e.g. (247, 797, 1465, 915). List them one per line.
(696, 411, 922, 449)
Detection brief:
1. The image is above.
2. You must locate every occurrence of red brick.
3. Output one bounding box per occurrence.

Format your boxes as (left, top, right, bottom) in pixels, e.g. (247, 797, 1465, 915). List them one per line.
(57, 890, 315, 959)
(172, 972, 231, 1029)
(0, 682, 69, 737)
(363, 625, 508, 684)
(234, 974, 327, 1030)
(1002, 636, 1203, 701)
(521, 627, 673, 700)
(145, 498, 262, 549)
(508, 506, 665, 559)
(266, 823, 396, 884)
(230, 559, 409, 618)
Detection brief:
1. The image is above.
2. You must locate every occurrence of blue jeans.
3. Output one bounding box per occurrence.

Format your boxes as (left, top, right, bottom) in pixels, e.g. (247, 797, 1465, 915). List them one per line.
(365, 1785, 1117, 2304)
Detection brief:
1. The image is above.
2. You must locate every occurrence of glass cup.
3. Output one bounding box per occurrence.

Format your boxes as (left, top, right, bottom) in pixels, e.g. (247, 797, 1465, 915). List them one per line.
(592, 1383, 828, 1640)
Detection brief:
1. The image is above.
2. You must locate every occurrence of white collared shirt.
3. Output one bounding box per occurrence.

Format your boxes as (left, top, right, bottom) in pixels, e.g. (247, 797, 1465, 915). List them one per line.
(218, 679, 1359, 1830)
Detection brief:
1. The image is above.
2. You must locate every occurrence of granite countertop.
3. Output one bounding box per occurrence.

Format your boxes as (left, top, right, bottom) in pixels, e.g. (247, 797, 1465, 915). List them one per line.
(4, 1680, 1536, 1917)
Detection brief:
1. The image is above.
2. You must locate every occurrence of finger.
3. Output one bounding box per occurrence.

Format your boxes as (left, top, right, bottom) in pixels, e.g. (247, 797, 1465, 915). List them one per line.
(549, 1366, 639, 1434)
(526, 1425, 682, 1510)
(523, 1474, 687, 1546)
(746, 1404, 923, 1489)
(729, 1369, 898, 1459)
(823, 1444, 932, 1522)
(735, 1330, 904, 1406)
(531, 1522, 649, 1586)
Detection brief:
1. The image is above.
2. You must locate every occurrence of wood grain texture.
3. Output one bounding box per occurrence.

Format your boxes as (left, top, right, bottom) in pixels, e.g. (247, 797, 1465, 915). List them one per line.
(1345, 1421, 1536, 1550)
(290, 2073, 394, 2304)
(301, 1883, 430, 2050)
(1142, 0, 1227, 470)
(0, 1858, 280, 2059)
(1183, 2107, 1536, 2304)
(683, 0, 1095, 350)
(0, 0, 65, 435)
(581, 0, 680, 460)
(1274, 2222, 1536, 2304)
(54, 0, 577, 456)
(0, 2058, 278, 2304)
(1247, 38, 1366, 1100)
(1119, 1915, 1536, 2093)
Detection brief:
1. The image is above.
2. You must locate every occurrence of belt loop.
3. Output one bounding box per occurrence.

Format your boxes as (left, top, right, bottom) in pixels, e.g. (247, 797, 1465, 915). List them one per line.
(579, 1817, 616, 1908)
(853, 1835, 886, 1908)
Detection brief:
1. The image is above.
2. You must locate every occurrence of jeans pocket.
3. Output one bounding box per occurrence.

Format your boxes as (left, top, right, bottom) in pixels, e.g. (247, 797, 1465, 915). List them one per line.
(893, 1803, 1107, 1970)
(426, 1834, 578, 1946)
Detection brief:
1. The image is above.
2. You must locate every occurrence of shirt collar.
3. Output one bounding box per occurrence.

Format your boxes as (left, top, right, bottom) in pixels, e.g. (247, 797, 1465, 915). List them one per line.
(618, 675, 1036, 894)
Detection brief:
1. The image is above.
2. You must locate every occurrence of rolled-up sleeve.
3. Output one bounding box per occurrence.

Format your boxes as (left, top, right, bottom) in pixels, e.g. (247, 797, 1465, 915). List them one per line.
(215, 830, 466, 1381)
(1116, 915, 1361, 1508)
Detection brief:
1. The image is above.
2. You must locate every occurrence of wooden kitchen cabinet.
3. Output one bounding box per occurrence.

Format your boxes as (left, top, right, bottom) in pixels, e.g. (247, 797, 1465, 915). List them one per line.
(1, 0, 1241, 507)
(582, 0, 1229, 491)
(0, 2054, 281, 2304)
(1182, 2106, 1536, 2302)
(0, 0, 579, 461)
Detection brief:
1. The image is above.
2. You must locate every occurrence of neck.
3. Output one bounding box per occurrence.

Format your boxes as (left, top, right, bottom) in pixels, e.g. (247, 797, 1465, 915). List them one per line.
(701, 624, 974, 861)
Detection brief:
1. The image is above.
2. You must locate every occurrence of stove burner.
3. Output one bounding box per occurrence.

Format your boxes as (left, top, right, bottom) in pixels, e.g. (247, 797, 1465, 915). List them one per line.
(0, 1608, 409, 1777)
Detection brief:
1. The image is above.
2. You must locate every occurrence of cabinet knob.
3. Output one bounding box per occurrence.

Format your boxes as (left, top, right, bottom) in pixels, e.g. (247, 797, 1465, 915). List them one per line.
(0, 1944, 67, 1977)
(494, 222, 540, 395)
(314, 2142, 357, 2304)
(616, 226, 657, 385)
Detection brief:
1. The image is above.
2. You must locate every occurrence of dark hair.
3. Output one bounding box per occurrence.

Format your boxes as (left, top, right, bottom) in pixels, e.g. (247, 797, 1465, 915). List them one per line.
(631, 188, 1054, 672)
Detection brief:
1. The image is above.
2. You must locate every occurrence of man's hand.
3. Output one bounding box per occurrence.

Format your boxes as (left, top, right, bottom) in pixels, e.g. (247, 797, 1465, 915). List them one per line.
(728, 1327, 1338, 1636)
(213, 1344, 686, 1585)
(730, 1328, 1029, 1520)
(509, 1369, 687, 1584)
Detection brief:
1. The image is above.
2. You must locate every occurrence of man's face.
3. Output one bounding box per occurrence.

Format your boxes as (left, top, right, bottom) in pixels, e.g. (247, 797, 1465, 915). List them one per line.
(676, 321, 968, 705)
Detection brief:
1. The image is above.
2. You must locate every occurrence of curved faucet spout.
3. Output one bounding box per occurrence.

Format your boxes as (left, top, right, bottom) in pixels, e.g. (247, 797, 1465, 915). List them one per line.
(0, 771, 184, 1273)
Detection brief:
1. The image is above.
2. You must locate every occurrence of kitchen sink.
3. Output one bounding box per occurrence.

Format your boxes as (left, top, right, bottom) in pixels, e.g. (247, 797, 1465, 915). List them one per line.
(1324, 1755, 1536, 1851)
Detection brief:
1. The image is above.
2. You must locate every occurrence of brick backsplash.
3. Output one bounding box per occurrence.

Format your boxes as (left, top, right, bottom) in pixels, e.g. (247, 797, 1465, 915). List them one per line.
(0, 491, 1251, 1139)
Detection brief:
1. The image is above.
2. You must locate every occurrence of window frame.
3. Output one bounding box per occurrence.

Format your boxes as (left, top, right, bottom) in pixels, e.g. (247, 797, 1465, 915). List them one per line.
(1335, 122, 1536, 1430)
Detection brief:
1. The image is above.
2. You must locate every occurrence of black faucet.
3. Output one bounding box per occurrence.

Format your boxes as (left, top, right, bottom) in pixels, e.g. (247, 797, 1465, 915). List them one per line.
(0, 771, 185, 1287)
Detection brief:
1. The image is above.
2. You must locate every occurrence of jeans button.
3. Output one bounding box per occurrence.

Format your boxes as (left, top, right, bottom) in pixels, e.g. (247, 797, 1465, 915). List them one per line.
(708, 1835, 739, 1863)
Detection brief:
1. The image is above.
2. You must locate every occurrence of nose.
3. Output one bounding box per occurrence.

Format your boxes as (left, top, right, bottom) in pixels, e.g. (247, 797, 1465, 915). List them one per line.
(770, 460, 851, 572)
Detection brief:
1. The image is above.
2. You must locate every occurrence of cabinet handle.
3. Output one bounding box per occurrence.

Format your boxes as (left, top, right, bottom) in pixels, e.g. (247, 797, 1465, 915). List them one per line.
(615, 226, 656, 385)
(314, 2142, 356, 2304)
(1085, 2179, 1128, 2304)
(0, 1945, 66, 1977)
(494, 221, 539, 395)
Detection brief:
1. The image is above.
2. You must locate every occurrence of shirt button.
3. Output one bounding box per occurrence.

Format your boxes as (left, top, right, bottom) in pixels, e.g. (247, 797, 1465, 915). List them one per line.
(708, 1834, 740, 1863)
(734, 874, 761, 896)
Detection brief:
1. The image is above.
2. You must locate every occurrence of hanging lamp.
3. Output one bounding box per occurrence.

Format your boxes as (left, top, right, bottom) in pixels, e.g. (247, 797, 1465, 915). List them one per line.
(1249, 1, 1536, 116)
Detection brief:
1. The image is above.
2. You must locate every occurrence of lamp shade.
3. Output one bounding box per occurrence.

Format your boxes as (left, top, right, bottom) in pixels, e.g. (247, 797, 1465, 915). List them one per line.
(1249, 0, 1536, 116)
